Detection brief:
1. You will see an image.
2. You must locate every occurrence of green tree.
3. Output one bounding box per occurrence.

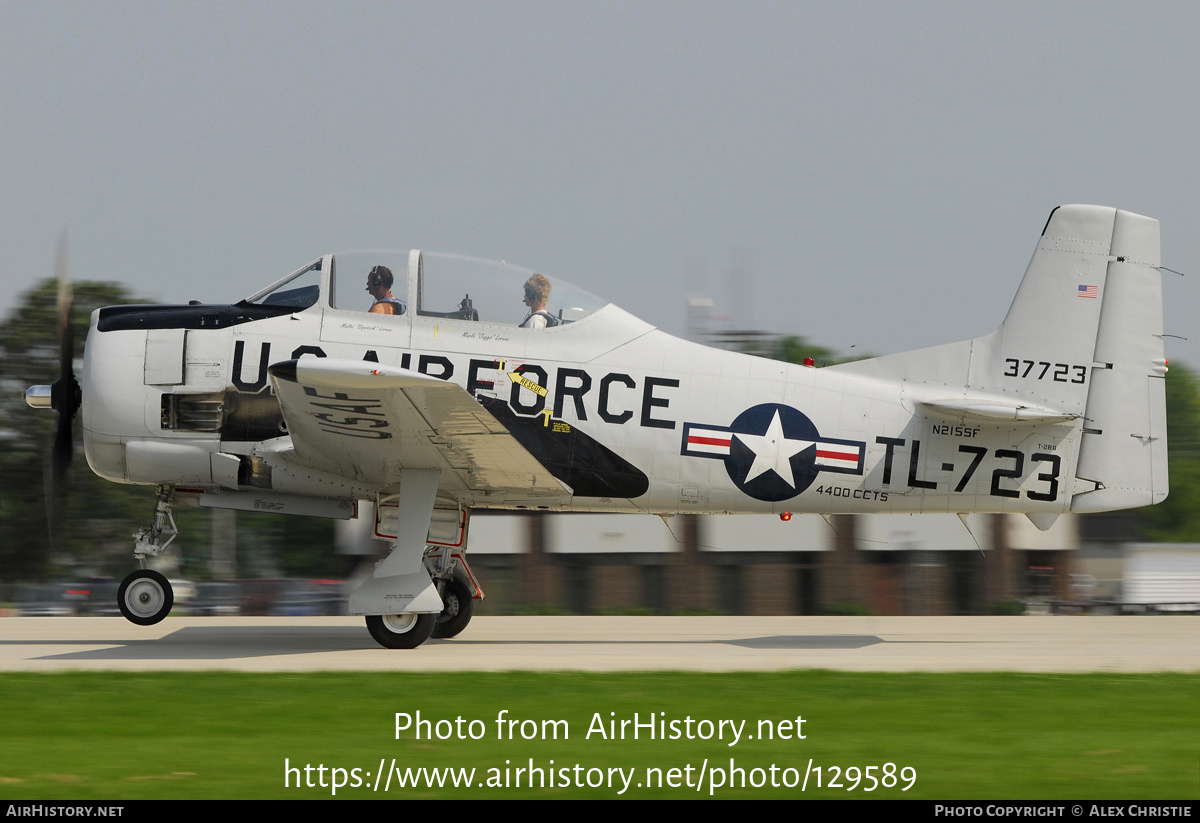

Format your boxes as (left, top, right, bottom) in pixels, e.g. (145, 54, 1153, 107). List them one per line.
(0, 279, 353, 585)
(0, 280, 152, 581)
(1142, 361, 1200, 541)
(772, 335, 869, 366)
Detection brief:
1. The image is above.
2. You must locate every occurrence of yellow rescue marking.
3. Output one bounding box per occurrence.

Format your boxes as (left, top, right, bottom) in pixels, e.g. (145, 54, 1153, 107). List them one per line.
(509, 371, 548, 397)
(539, 409, 553, 427)
(552, 421, 572, 433)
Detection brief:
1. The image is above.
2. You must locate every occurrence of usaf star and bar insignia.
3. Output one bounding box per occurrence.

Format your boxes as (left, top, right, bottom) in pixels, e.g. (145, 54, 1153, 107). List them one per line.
(681, 403, 865, 502)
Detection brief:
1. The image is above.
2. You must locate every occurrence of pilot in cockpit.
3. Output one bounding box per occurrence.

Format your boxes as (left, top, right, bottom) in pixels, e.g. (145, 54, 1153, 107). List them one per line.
(520, 273, 558, 328)
(366, 265, 406, 315)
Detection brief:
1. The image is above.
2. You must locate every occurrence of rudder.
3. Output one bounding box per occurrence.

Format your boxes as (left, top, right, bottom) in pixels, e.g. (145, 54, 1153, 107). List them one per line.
(1070, 209, 1168, 511)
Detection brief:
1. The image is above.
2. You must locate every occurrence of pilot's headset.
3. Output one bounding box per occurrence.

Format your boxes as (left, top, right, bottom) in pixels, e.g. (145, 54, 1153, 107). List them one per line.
(369, 265, 389, 289)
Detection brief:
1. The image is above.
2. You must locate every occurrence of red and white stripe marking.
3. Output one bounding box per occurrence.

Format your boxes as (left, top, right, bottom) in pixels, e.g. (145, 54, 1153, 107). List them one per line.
(688, 427, 862, 471)
(685, 427, 733, 455)
(815, 445, 861, 470)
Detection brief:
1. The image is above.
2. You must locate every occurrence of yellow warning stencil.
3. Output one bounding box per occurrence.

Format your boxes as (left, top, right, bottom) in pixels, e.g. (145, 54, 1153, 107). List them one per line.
(508, 371, 548, 397)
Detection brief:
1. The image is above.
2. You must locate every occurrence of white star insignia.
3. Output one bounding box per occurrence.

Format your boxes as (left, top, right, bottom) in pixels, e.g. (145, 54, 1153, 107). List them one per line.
(734, 410, 814, 488)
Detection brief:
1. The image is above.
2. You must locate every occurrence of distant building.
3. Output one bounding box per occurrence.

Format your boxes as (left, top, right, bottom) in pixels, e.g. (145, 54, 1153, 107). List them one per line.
(462, 511, 1081, 616)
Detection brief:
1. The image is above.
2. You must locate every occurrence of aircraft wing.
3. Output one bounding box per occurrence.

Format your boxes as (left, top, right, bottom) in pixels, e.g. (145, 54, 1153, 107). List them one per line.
(266, 357, 571, 504)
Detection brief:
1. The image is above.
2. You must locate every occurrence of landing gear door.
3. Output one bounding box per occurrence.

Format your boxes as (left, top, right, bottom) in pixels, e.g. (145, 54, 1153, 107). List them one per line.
(375, 497, 469, 548)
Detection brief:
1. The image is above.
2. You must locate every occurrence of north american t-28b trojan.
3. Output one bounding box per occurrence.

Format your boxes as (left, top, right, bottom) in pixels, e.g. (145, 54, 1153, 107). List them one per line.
(25, 205, 1170, 647)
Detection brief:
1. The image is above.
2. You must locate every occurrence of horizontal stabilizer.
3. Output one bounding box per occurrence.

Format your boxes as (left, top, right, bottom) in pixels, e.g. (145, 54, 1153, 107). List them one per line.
(918, 397, 1078, 423)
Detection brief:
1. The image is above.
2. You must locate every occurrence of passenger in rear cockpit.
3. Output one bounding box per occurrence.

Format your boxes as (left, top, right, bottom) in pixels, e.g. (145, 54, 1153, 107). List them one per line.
(366, 266, 405, 315)
(520, 273, 558, 328)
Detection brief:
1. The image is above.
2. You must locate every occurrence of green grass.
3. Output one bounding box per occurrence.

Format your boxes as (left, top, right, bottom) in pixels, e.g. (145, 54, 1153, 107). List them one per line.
(0, 671, 1196, 799)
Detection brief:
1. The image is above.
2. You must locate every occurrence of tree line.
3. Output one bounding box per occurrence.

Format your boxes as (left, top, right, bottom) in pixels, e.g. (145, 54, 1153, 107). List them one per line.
(1, 282, 1196, 583)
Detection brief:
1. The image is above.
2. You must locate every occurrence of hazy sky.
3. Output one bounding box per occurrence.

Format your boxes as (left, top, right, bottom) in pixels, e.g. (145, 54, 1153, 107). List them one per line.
(3, 1, 1197, 361)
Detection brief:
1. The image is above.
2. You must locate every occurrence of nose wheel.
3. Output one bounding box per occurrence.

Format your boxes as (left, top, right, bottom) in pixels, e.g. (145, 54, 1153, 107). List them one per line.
(118, 570, 174, 626)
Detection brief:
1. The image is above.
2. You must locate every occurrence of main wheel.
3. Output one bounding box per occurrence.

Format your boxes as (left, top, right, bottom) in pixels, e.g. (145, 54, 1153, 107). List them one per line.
(365, 613, 436, 649)
(117, 570, 174, 626)
(431, 578, 475, 639)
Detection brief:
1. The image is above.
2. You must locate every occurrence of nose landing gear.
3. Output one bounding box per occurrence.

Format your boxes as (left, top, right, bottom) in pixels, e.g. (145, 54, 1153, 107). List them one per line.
(118, 487, 178, 626)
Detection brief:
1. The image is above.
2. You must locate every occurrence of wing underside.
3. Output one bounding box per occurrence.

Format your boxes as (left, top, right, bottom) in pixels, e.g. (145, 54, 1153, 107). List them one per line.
(267, 358, 571, 505)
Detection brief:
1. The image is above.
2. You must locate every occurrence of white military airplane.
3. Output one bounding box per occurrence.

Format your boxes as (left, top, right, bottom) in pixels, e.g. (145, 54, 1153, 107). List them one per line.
(25, 205, 1169, 647)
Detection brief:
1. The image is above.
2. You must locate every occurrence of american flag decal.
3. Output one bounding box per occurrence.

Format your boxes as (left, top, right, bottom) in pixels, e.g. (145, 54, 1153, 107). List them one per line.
(1077, 284, 1098, 298)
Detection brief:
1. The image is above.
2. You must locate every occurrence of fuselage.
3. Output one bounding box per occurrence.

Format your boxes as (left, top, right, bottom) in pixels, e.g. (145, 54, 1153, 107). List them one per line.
(81, 250, 1079, 518)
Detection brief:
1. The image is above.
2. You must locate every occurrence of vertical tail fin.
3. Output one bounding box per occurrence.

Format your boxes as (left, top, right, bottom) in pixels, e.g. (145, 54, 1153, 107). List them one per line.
(970, 205, 1117, 417)
(831, 205, 1168, 512)
(988, 205, 1167, 509)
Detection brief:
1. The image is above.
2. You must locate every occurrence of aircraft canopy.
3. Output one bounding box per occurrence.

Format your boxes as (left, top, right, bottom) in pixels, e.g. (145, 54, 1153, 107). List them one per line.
(244, 250, 608, 328)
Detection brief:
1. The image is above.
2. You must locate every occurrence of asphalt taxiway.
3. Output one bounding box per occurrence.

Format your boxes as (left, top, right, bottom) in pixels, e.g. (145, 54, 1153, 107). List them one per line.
(0, 615, 1196, 672)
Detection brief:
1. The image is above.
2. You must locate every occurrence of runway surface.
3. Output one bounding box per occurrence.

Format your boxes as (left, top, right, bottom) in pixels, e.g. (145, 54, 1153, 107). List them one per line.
(1, 615, 1197, 672)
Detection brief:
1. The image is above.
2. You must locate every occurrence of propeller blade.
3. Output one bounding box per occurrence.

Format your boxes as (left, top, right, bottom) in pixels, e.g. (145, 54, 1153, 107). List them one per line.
(48, 231, 80, 501)
(56, 232, 72, 348)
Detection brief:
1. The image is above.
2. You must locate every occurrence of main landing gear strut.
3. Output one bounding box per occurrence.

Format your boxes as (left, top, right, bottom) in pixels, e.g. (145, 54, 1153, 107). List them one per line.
(360, 546, 478, 649)
(351, 470, 481, 649)
(117, 488, 177, 626)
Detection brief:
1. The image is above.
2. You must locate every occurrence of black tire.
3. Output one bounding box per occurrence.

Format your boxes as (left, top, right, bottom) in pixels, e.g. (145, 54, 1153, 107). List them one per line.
(117, 570, 174, 626)
(365, 613, 436, 649)
(430, 578, 475, 639)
